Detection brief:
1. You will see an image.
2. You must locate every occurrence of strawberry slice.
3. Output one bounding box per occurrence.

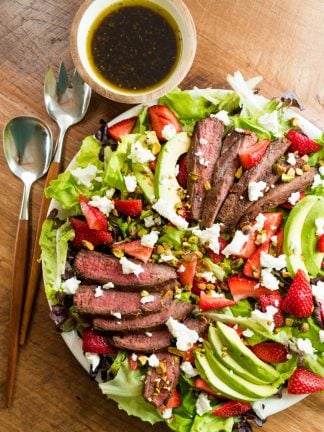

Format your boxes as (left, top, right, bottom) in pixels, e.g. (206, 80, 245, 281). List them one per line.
(239, 138, 270, 170)
(165, 388, 181, 409)
(79, 195, 107, 231)
(286, 130, 321, 156)
(243, 240, 270, 279)
(176, 154, 188, 189)
(275, 228, 284, 256)
(114, 199, 142, 218)
(183, 344, 200, 364)
(148, 104, 182, 141)
(194, 377, 220, 397)
(69, 217, 113, 249)
(281, 269, 314, 318)
(262, 212, 283, 241)
(259, 293, 285, 328)
(250, 342, 288, 363)
(112, 239, 153, 263)
(128, 354, 138, 371)
(82, 328, 116, 354)
(281, 191, 305, 209)
(227, 275, 279, 301)
(199, 291, 236, 311)
(317, 234, 324, 253)
(107, 116, 137, 142)
(208, 237, 228, 264)
(177, 253, 197, 287)
(212, 400, 251, 417)
(287, 367, 324, 394)
(232, 230, 257, 259)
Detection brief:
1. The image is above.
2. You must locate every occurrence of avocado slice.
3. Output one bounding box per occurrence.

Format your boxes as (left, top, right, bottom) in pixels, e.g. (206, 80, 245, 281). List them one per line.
(204, 342, 279, 399)
(155, 132, 191, 208)
(208, 326, 270, 385)
(216, 322, 279, 382)
(132, 163, 156, 204)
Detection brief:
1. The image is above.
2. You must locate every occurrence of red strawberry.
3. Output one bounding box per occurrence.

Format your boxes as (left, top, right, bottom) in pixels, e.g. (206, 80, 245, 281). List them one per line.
(231, 230, 257, 259)
(208, 237, 228, 264)
(176, 154, 188, 188)
(112, 239, 153, 263)
(317, 234, 324, 253)
(239, 138, 270, 169)
(82, 328, 116, 354)
(148, 104, 182, 141)
(281, 269, 314, 318)
(259, 293, 285, 328)
(227, 323, 243, 337)
(165, 388, 181, 409)
(250, 342, 288, 363)
(183, 344, 200, 364)
(281, 191, 305, 209)
(194, 377, 221, 397)
(227, 275, 279, 301)
(79, 195, 107, 230)
(287, 367, 324, 394)
(262, 212, 283, 241)
(243, 240, 270, 279)
(177, 253, 197, 287)
(286, 130, 321, 156)
(275, 228, 284, 256)
(212, 400, 251, 417)
(199, 291, 237, 311)
(107, 116, 137, 142)
(69, 217, 113, 249)
(114, 199, 142, 218)
(128, 354, 138, 371)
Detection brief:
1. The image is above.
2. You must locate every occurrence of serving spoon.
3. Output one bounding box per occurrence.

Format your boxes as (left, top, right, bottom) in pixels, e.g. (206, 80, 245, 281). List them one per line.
(3, 116, 53, 407)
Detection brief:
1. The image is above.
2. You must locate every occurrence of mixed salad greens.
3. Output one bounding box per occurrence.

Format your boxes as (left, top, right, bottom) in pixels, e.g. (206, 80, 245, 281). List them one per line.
(41, 71, 324, 432)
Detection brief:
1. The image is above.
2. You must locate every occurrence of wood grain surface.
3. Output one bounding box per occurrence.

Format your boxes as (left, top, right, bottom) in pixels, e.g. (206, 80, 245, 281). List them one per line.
(0, 1, 323, 431)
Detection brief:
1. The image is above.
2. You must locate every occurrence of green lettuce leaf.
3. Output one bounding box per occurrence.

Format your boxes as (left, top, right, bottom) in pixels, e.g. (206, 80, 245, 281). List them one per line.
(102, 137, 129, 195)
(168, 379, 196, 432)
(158, 226, 187, 249)
(292, 317, 324, 352)
(190, 412, 234, 432)
(303, 354, 324, 376)
(132, 106, 149, 134)
(75, 135, 103, 169)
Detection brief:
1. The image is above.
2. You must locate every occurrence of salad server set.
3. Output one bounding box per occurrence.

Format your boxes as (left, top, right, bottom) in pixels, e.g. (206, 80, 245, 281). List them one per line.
(3, 63, 91, 407)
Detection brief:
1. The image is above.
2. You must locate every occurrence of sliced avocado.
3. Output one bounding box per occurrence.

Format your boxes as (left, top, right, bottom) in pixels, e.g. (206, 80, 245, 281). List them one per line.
(203, 342, 278, 399)
(155, 132, 191, 208)
(208, 326, 270, 385)
(216, 322, 279, 382)
(132, 163, 156, 204)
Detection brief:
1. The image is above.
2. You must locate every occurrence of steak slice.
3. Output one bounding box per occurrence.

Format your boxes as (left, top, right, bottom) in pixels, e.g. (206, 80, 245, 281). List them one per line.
(74, 250, 177, 291)
(218, 138, 291, 231)
(240, 168, 316, 225)
(187, 117, 224, 220)
(201, 130, 258, 228)
(112, 329, 171, 353)
(73, 286, 173, 317)
(144, 353, 180, 407)
(183, 316, 210, 336)
(93, 301, 194, 332)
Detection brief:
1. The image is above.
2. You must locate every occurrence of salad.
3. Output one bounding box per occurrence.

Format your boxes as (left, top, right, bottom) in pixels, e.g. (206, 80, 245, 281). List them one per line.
(41, 71, 324, 432)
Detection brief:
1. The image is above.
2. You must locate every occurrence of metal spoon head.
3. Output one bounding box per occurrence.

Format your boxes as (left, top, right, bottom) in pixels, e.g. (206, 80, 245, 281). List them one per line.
(3, 116, 53, 184)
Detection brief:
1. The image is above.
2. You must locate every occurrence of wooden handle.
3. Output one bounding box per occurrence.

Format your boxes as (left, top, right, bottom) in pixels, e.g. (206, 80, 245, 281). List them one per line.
(19, 161, 61, 346)
(6, 219, 29, 407)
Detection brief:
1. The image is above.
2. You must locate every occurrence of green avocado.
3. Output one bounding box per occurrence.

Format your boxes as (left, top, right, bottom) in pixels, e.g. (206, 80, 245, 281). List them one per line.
(216, 322, 279, 382)
(132, 163, 156, 204)
(155, 132, 191, 208)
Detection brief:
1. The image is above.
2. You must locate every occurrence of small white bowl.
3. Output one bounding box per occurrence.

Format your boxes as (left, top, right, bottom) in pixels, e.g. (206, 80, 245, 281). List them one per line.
(70, 0, 196, 104)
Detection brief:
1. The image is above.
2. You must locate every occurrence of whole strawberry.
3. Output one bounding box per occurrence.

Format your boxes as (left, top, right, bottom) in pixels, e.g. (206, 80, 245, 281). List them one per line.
(212, 400, 251, 417)
(288, 367, 324, 394)
(286, 130, 321, 156)
(250, 341, 288, 363)
(281, 269, 314, 318)
(82, 328, 116, 354)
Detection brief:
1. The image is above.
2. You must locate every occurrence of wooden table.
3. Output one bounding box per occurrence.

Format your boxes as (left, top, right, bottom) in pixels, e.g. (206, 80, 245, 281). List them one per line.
(0, 1, 323, 431)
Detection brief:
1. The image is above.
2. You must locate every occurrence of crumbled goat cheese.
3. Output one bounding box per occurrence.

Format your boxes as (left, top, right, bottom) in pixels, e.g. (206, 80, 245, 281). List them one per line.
(254, 213, 267, 231)
(315, 218, 324, 236)
(222, 230, 249, 257)
(261, 268, 280, 290)
(212, 110, 231, 125)
(251, 306, 278, 331)
(271, 235, 278, 244)
(128, 141, 155, 164)
(145, 331, 153, 337)
(124, 174, 137, 192)
(70, 164, 98, 188)
(106, 188, 115, 199)
(287, 152, 297, 166)
(312, 174, 324, 188)
(181, 361, 199, 378)
(201, 271, 216, 283)
(140, 231, 159, 248)
(131, 353, 137, 361)
(177, 264, 186, 273)
(140, 295, 155, 304)
(296, 338, 316, 356)
(148, 354, 160, 367)
(196, 392, 212, 416)
(242, 328, 255, 338)
(112, 311, 122, 319)
(319, 166, 324, 176)
(195, 151, 203, 157)
(85, 352, 100, 370)
(162, 124, 177, 141)
(103, 282, 115, 289)
(119, 256, 144, 277)
(248, 181, 267, 201)
(144, 215, 162, 228)
(166, 317, 199, 351)
(258, 110, 279, 134)
(311, 280, 324, 301)
(191, 223, 221, 254)
(94, 286, 103, 297)
(199, 137, 208, 145)
(162, 408, 173, 419)
(89, 195, 114, 215)
(260, 252, 286, 270)
(61, 277, 81, 295)
(319, 330, 324, 344)
(160, 253, 176, 262)
(152, 198, 189, 229)
(287, 191, 300, 206)
(175, 164, 180, 176)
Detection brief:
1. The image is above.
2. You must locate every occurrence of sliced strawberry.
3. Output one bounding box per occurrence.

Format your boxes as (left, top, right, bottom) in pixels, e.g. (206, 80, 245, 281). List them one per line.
(79, 195, 107, 231)
(239, 139, 270, 170)
(112, 239, 153, 263)
(259, 293, 285, 328)
(107, 116, 137, 142)
(287, 367, 324, 394)
(250, 342, 288, 363)
(232, 230, 257, 259)
(208, 237, 228, 264)
(281, 269, 314, 318)
(165, 388, 181, 409)
(176, 154, 188, 188)
(177, 254, 197, 287)
(262, 212, 283, 241)
(69, 217, 113, 249)
(212, 400, 251, 417)
(243, 240, 270, 279)
(149, 159, 157, 171)
(128, 354, 138, 371)
(275, 228, 284, 256)
(286, 130, 321, 156)
(199, 291, 236, 311)
(183, 344, 200, 364)
(114, 199, 142, 218)
(192, 278, 207, 296)
(82, 328, 116, 354)
(148, 104, 182, 142)
(227, 275, 279, 301)
(194, 377, 220, 397)
(281, 191, 305, 209)
(317, 234, 324, 253)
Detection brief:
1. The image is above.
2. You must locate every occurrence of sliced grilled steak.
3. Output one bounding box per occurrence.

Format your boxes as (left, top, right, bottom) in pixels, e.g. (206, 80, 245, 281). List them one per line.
(93, 301, 194, 332)
(144, 353, 180, 407)
(74, 250, 177, 291)
(218, 138, 291, 231)
(240, 168, 316, 225)
(112, 329, 171, 353)
(187, 117, 224, 220)
(183, 316, 210, 336)
(73, 286, 173, 317)
(201, 130, 258, 228)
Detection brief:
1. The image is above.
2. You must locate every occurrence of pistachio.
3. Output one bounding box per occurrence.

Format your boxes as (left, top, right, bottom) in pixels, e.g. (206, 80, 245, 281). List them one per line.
(137, 228, 148, 237)
(189, 172, 201, 182)
(188, 235, 198, 244)
(82, 240, 94, 251)
(138, 355, 148, 366)
(235, 165, 243, 179)
(273, 163, 287, 175)
(295, 167, 303, 176)
(302, 163, 310, 172)
(204, 181, 211, 191)
(285, 317, 295, 327)
(112, 248, 124, 258)
(286, 167, 296, 177)
(156, 245, 165, 254)
(299, 322, 309, 333)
